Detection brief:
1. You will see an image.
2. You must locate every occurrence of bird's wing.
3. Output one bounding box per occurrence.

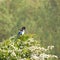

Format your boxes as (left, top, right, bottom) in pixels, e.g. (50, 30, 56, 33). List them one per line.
(18, 31, 22, 35)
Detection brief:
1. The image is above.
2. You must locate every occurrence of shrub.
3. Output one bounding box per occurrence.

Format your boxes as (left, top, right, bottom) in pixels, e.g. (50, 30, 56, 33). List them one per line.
(0, 34, 58, 60)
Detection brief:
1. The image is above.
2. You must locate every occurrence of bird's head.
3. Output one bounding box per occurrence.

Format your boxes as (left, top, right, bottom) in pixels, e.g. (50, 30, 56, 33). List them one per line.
(21, 27, 26, 30)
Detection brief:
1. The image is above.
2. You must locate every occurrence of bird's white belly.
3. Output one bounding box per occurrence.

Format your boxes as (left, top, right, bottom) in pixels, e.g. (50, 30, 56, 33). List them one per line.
(22, 30, 25, 35)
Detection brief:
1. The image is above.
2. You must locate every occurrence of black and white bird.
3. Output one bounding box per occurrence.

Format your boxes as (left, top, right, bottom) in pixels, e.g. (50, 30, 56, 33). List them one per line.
(18, 27, 26, 36)
(11, 27, 26, 41)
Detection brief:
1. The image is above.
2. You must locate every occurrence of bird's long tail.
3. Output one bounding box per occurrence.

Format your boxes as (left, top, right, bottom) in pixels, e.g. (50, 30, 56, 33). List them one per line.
(14, 34, 20, 41)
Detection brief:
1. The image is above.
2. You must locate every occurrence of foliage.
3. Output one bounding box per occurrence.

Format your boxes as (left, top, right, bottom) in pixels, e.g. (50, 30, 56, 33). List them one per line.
(0, 34, 58, 60)
(0, 0, 60, 59)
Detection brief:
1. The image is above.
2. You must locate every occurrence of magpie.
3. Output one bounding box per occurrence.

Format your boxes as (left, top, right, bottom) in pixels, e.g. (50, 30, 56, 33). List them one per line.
(18, 27, 26, 36)
(14, 27, 26, 41)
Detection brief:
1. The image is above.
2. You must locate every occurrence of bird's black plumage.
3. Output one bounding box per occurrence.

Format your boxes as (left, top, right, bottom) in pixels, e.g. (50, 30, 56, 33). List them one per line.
(15, 27, 26, 41)
(18, 27, 26, 35)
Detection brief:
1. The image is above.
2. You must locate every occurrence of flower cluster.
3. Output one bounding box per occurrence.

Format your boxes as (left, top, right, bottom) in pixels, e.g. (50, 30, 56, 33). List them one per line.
(0, 35, 58, 60)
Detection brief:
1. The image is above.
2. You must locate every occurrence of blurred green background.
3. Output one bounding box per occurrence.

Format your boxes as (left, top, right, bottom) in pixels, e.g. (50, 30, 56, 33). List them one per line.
(0, 0, 60, 59)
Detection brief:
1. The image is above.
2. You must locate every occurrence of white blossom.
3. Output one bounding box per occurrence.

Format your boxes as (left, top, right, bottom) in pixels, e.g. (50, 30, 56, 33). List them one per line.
(47, 46, 54, 50)
(11, 51, 16, 56)
(31, 54, 39, 60)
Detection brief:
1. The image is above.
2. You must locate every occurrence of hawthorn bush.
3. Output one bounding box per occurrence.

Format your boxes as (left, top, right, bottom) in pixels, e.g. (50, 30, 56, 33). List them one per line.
(0, 34, 58, 60)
